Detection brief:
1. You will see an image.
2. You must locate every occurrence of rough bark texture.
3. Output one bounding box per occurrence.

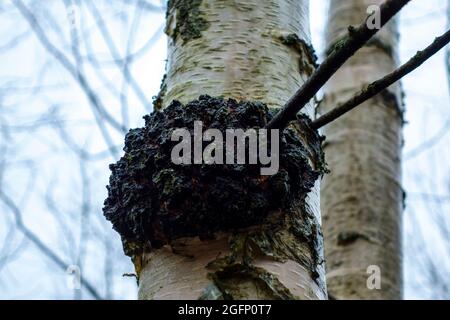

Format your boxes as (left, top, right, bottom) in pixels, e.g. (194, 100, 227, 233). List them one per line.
(138, 0, 327, 300)
(319, 0, 403, 299)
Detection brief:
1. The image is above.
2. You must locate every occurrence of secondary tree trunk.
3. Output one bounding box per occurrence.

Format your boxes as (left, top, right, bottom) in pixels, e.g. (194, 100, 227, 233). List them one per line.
(320, 0, 403, 299)
(137, 0, 326, 300)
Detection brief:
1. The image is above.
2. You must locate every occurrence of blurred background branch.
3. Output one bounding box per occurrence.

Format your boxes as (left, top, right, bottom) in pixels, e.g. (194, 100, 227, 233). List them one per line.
(0, 0, 165, 299)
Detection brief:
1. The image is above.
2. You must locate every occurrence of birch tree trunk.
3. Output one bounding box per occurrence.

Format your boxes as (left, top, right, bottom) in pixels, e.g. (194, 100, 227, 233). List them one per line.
(137, 0, 327, 300)
(319, 0, 403, 299)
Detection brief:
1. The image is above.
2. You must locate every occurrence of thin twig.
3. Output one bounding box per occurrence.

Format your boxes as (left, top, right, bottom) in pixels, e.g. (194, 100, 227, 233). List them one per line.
(11, 0, 126, 137)
(0, 190, 104, 300)
(87, 1, 151, 112)
(312, 28, 450, 129)
(266, 0, 412, 130)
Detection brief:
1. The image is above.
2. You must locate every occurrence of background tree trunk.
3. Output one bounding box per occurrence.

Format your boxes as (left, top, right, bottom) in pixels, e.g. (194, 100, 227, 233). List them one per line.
(320, 0, 403, 299)
(138, 0, 327, 300)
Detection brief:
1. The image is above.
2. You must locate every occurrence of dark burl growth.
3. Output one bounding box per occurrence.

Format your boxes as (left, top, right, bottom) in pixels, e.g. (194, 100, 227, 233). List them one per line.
(103, 95, 325, 257)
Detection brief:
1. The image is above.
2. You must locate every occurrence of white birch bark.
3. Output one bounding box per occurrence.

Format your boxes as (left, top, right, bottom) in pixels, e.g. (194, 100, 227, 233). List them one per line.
(138, 0, 326, 300)
(320, 0, 403, 299)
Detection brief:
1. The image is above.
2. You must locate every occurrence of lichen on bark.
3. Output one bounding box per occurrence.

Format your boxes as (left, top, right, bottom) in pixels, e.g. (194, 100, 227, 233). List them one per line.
(278, 33, 318, 76)
(166, 0, 209, 43)
(199, 201, 326, 299)
(202, 264, 296, 300)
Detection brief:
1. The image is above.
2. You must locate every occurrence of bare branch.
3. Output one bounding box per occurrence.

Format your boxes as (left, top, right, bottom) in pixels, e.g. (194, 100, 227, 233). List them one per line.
(405, 116, 450, 160)
(266, 0, 412, 130)
(11, 0, 126, 136)
(312, 28, 450, 129)
(0, 189, 104, 300)
(86, 0, 152, 112)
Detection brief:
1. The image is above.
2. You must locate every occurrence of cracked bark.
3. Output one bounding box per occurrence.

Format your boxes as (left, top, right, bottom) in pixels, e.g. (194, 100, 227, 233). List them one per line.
(138, 0, 327, 300)
(319, 0, 403, 299)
